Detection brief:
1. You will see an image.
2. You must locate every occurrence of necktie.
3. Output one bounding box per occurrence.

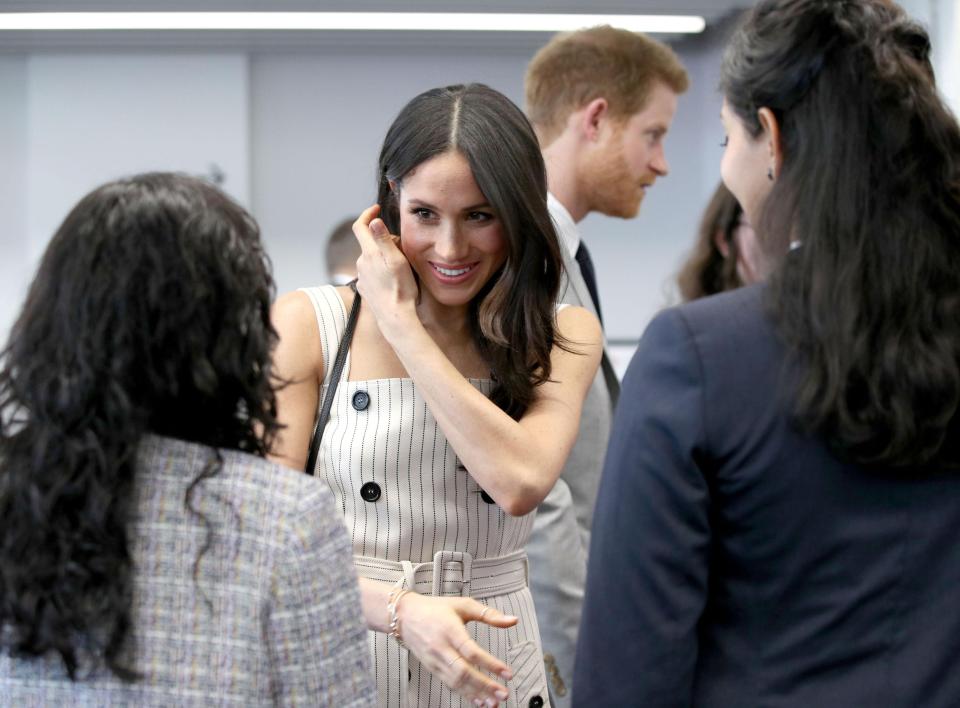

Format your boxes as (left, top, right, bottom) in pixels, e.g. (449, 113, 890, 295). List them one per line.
(575, 242, 603, 325)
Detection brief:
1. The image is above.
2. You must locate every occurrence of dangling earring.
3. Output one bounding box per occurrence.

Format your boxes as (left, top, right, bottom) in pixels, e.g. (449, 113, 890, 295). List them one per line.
(767, 167, 774, 181)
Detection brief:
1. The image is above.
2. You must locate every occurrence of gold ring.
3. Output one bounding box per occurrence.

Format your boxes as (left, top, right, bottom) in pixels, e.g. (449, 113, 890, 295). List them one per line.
(478, 607, 490, 621)
(447, 654, 463, 667)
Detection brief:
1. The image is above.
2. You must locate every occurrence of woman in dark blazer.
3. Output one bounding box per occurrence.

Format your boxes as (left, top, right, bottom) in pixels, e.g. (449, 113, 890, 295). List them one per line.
(575, 1, 960, 706)
(0, 173, 375, 706)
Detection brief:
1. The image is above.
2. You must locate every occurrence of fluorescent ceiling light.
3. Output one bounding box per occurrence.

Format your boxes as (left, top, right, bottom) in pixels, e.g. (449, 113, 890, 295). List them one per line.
(0, 12, 706, 34)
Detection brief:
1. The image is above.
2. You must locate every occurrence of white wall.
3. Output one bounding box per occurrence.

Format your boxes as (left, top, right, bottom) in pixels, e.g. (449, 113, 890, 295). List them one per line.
(251, 46, 533, 299)
(26, 53, 250, 261)
(933, 0, 960, 115)
(250, 35, 731, 342)
(2, 4, 957, 346)
(2, 36, 725, 348)
(898, 0, 960, 114)
(0, 52, 249, 347)
(0, 56, 28, 346)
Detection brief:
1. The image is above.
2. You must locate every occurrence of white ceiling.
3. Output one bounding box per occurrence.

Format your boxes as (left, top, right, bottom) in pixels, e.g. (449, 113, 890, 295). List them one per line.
(0, 0, 753, 51)
(0, 0, 748, 16)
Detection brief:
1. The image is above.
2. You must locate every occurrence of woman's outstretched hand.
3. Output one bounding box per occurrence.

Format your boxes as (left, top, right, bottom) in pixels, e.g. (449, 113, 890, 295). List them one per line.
(352, 204, 419, 338)
(397, 592, 518, 707)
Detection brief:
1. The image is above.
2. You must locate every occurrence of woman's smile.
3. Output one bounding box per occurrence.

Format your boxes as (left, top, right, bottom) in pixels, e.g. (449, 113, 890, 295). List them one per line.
(429, 261, 480, 283)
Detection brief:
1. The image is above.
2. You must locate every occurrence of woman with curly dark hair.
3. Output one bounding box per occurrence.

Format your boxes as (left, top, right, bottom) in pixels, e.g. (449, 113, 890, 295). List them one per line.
(271, 84, 602, 708)
(0, 173, 374, 706)
(578, 0, 960, 705)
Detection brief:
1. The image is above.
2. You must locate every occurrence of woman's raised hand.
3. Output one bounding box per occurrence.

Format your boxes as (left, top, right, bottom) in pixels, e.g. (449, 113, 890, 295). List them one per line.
(352, 204, 419, 337)
(396, 592, 518, 707)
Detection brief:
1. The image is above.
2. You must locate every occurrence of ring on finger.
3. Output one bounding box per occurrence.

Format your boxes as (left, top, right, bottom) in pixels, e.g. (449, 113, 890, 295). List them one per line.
(447, 654, 464, 667)
(478, 607, 490, 621)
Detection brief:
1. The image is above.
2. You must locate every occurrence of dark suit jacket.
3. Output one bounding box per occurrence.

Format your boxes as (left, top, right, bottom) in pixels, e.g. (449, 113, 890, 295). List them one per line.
(574, 284, 960, 707)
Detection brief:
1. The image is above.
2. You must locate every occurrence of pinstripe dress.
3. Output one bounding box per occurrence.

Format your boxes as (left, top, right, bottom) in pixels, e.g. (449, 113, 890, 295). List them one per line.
(302, 285, 550, 708)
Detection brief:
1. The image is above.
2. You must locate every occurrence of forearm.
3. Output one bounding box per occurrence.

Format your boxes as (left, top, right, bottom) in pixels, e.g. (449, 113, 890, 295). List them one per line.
(359, 577, 394, 634)
(358, 570, 519, 705)
(386, 318, 558, 514)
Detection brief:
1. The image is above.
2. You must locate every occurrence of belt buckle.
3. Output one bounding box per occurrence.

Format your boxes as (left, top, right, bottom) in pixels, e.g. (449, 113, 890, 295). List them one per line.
(432, 550, 472, 597)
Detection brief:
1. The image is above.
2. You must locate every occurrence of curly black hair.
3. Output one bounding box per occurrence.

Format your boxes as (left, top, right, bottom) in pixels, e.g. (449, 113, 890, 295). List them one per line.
(0, 172, 282, 678)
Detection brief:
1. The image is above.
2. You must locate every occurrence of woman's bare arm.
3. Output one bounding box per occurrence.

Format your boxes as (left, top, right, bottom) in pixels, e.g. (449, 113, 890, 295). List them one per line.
(268, 290, 324, 471)
(353, 205, 603, 516)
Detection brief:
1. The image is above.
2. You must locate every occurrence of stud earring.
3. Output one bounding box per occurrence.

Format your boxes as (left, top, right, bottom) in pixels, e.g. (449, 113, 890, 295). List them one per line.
(767, 167, 775, 181)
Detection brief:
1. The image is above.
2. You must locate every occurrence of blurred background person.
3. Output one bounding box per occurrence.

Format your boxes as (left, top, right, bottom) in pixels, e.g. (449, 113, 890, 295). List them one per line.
(0, 173, 374, 706)
(326, 215, 362, 285)
(577, 0, 960, 705)
(676, 181, 764, 301)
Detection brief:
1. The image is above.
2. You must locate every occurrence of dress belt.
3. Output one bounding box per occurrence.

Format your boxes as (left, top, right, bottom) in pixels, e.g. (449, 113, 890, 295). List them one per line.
(353, 549, 529, 598)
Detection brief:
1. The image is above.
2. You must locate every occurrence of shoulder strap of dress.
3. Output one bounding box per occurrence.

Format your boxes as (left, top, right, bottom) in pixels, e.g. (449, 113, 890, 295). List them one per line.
(299, 284, 350, 385)
(303, 283, 361, 476)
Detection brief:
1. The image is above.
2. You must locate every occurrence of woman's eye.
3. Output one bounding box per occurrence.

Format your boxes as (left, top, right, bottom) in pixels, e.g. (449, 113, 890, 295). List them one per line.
(412, 208, 434, 219)
(467, 211, 493, 222)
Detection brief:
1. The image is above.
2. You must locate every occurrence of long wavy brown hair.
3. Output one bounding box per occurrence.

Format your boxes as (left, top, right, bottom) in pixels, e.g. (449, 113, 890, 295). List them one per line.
(677, 182, 746, 301)
(721, 0, 960, 469)
(377, 84, 565, 419)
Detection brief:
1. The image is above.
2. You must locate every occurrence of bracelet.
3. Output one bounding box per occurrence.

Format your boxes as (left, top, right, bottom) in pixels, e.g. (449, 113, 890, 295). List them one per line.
(387, 579, 411, 647)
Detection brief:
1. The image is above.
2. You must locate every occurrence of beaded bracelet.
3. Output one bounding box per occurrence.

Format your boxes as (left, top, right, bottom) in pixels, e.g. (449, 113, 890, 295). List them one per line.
(387, 579, 410, 647)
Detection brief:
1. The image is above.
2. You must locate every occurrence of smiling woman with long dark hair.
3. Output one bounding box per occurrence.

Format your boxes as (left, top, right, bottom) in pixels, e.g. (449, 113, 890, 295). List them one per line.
(0, 172, 374, 705)
(270, 84, 602, 708)
(576, 1, 960, 705)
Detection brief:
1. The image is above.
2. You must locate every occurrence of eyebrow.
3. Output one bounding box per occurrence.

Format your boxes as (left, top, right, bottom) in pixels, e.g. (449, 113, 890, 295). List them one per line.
(408, 198, 492, 212)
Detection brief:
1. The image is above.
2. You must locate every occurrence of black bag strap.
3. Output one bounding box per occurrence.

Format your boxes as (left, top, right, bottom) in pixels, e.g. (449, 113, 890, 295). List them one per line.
(304, 283, 362, 475)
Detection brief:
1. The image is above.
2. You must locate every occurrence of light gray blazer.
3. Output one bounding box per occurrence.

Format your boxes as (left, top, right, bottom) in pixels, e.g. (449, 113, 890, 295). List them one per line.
(0, 435, 376, 707)
(526, 222, 619, 707)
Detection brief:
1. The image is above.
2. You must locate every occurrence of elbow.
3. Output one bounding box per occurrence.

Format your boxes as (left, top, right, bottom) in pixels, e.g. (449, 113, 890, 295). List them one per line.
(502, 495, 539, 517)
(498, 475, 550, 517)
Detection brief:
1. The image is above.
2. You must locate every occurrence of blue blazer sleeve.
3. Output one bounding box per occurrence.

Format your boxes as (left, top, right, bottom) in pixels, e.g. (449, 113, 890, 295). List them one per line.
(573, 307, 710, 707)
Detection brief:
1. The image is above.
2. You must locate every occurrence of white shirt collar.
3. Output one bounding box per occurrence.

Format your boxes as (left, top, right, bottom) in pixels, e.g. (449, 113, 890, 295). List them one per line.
(547, 191, 581, 256)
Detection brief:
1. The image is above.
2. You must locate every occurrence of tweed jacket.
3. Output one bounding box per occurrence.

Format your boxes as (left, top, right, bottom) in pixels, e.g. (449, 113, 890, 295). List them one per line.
(0, 435, 375, 707)
(524, 194, 620, 707)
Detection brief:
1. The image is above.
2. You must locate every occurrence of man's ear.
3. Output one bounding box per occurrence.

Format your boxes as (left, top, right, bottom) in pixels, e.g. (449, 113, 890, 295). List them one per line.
(756, 107, 783, 178)
(579, 97, 610, 142)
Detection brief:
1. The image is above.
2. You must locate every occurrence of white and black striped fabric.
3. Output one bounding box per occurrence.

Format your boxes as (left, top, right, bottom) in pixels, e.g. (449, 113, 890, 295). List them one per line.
(301, 285, 550, 708)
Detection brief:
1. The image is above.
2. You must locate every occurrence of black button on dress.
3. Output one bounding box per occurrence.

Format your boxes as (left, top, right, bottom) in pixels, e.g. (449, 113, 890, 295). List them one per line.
(360, 481, 381, 502)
